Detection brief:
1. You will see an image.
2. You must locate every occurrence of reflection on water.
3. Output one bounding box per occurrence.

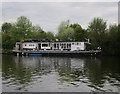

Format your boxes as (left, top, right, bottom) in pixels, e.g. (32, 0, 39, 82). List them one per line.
(2, 55, 120, 92)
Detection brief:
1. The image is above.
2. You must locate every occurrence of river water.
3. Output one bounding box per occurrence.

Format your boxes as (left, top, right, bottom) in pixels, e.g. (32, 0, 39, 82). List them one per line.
(2, 55, 120, 92)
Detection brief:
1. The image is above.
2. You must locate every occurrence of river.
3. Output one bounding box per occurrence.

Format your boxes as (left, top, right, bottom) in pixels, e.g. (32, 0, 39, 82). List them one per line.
(2, 55, 120, 92)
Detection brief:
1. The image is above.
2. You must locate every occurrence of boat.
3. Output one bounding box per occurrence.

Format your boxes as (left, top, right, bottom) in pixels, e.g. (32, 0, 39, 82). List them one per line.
(13, 39, 101, 56)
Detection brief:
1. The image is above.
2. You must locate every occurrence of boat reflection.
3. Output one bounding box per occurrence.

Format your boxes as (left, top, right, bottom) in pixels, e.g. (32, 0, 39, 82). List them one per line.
(2, 55, 120, 92)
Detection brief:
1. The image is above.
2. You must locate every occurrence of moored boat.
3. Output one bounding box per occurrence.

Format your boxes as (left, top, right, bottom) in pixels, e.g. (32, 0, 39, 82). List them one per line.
(13, 39, 101, 56)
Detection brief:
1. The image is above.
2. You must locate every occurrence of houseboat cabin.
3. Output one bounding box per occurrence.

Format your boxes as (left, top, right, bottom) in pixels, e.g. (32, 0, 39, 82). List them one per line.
(15, 39, 91, 51)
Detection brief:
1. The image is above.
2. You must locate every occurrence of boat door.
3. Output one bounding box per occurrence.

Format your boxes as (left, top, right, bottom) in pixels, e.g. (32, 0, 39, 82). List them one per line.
(18, 44, 20, 50)
(16, 43, 20, 50)
(38, 44, 41, 50)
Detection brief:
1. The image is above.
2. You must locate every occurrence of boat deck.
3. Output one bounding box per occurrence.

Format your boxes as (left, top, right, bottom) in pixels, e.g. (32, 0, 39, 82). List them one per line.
(13, 50, 101, 56)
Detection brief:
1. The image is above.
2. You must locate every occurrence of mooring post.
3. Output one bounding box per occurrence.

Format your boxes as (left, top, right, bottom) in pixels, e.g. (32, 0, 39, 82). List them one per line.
(26, 53, 28, 56)
(17, 53, 19, 56)
(22, 52, 24, 56)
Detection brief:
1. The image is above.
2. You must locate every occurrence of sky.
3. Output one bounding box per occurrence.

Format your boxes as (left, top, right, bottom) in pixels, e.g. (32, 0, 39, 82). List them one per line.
(2, 2, 118, 34)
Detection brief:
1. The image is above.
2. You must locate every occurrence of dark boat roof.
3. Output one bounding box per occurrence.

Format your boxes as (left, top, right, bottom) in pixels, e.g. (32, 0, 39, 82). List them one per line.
(20, 39, 90, 44)
(24, 39, 51, 42)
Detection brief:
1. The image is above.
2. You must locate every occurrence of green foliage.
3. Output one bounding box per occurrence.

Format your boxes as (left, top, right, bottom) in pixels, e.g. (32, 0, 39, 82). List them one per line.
(70, 24, 87, 41)
(58, 22, 87, 41)
(1, 16, 120, 55)
(61, 27, 74, 41)
(87, 17, 120, 55)
(1, 16, 46, 50)
(16, 16, 33, 39)
(2, 23, 14, 49)
(58, 20, 70, 40)
(102, 25, 120, 55)
(2, 22, 12, 33)
(87, 17, 107, 47)
(1, 16, 56, 50)
(46, 32, 55, 41)
(36, 31, 47, 39)
(32, 25, 47, 39)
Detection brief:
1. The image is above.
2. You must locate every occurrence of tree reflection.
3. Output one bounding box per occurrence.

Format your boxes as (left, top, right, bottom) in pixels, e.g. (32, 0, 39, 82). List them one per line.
(2, 55, 120, 92)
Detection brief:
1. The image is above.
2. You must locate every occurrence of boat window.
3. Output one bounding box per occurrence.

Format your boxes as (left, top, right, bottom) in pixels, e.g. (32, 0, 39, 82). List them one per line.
(77, 43, 79, 45)
(69, 44, 71, 47)
(54, 44, 56, 48)
(61, 44, 63, 48)
(57, 44, 59, 48)
(42, 44, 48, 47)
(64, 44, 66, 48)
(25, 44, 27, 46)
(72, 43, 74, 45)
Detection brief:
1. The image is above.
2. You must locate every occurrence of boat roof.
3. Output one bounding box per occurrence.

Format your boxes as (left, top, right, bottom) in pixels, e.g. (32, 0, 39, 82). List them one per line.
(17, 39, 91, 44)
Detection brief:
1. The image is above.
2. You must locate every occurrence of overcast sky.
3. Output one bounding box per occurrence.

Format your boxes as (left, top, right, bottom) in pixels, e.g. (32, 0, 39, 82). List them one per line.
(2, 2, 118, 34)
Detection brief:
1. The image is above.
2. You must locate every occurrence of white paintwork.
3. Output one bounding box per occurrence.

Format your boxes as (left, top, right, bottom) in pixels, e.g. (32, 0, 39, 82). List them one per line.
(41, 43, 51, 50)
(22, 43, 38, 49)
(71, 42, 85, 51)
(21, 41, 87, 51)
(41, 47, 51, 50)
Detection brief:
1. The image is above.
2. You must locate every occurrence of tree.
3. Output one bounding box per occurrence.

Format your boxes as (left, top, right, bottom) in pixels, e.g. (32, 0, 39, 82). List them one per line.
(61, 27, 74, 41)
(32, 25, 44, 39)
(2, 16, 33, 49)
(1, 16, 56, 50)
(33, 25, 43, 32)
(2, 22, 12, 34)
(1, 22, 14, 49)
(2, 33, 14, 49)
(16, 16, 33, 39)
(87, 17, 107, 48)
(58, 20, 70, 40)
(36, 31, 47, 39)
(57, 22, 87, 41)
(32, 25, 47, 39)
(46, 32, 55, 40)
(70, 23, 87, 41)
(103, 24, 119, 55)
